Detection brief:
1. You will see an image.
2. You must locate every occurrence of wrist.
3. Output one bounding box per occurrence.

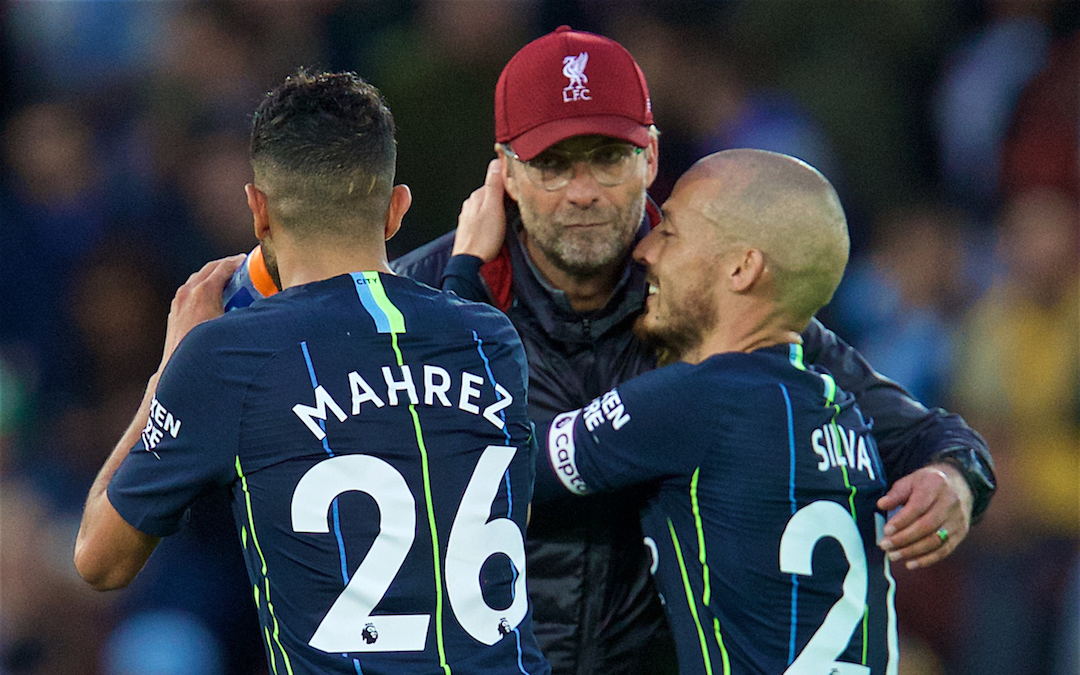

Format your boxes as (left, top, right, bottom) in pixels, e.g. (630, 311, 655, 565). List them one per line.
(932, 447, 996, 524)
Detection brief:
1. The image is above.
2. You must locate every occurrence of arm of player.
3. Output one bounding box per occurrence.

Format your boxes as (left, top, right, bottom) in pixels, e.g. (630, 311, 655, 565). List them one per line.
(74, 255, 243, 590)
(801, 318, 995, 568)
(74, 374, 163, 590)
(535, 370, 701, 500)
(442, 254, 491, 303)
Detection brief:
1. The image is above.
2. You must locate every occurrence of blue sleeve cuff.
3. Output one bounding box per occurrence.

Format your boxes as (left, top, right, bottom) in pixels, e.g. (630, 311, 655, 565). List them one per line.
(442, 254, 490, 303)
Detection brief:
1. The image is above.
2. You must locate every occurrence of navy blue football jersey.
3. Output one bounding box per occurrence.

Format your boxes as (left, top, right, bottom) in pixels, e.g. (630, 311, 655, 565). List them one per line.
(109, 272, 550, 675)
(541, 344, 897, 675)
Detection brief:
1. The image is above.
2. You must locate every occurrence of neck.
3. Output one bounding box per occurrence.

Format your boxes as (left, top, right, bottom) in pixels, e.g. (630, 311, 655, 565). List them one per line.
(681, 302, 803, 364)
(276, 237, 391, 289)
(522, 232, 625, 313)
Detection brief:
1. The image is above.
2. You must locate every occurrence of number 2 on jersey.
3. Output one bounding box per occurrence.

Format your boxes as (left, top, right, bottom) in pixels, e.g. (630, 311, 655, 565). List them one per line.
(779, 500, 870, 675)
(291, 445, 527, 653)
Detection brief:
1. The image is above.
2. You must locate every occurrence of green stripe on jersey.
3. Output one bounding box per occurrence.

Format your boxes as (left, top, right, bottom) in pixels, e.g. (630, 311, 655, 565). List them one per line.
(364, 271, 406, 333)
(669, 519, 716, 675)
(237, 456, 295, 675)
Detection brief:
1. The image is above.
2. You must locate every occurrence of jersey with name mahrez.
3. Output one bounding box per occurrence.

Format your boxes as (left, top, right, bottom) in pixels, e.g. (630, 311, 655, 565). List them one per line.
(542, 344, 897, 675)
(109, 272, 550, 675)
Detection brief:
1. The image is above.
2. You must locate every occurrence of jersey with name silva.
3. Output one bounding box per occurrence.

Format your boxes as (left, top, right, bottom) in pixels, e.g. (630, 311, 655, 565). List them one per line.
(109, 272, 550, 675)
(543, 344, 897, 675)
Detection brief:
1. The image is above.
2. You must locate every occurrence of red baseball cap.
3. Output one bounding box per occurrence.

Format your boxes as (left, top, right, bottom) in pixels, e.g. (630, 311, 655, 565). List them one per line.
(495, 25, 653, 161)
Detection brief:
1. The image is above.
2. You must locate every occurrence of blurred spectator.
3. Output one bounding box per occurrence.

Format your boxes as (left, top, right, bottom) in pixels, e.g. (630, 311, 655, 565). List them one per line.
(6, 1, 171, 97)
(179, 132, 261, 257)
(612, 10, 840, 205)
(1053, 555, 1080, 675)
(364, 0, 538, 256)
(1001, 26, 1079, 201)
(953, 187, 1078, 540)
(0, 352, 30, 473)
(828, 203, 977, 407)
(15, 241, 170, 512)
(932, 0, 1054, 218)
(1, 478, 116, 675)
(5, 241, 264, 675)
(102, 609, 225, 675)
(143, 5, 261, 141)
(0, 101, 116, 402)
(949, 187, 1079, 675)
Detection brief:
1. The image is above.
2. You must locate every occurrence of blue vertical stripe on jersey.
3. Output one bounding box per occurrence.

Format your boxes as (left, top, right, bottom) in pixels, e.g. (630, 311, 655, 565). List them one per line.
(780, 382, 800, 666)
(472, 331, 514, 517)
(471, 330, 512, 446)
(471, 329, 528, 674)
(351, 272, 406, 334)
(300, 341, 351, 587)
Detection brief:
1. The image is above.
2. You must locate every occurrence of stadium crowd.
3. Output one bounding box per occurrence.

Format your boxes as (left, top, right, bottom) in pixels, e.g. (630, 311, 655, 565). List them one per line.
(0, 1, 1076, 674)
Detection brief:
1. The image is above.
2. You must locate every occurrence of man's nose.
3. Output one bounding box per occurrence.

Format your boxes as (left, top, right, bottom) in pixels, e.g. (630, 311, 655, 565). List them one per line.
(633, 230, 655, 264)
(563, 161, 602, 206)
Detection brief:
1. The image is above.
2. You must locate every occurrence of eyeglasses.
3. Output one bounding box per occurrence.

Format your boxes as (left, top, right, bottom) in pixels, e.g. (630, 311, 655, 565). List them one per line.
(504, 143, 645, 191)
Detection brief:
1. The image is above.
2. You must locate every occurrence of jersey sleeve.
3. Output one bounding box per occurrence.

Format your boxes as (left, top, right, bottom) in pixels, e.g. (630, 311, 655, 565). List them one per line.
(536, 365, 703, 498)
(107, 325, 244, 537)
(442, 254, 494, 304)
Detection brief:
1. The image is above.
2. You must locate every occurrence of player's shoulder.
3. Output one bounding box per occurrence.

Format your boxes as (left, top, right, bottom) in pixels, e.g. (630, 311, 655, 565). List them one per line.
(385, 272, 509, 325)
(680, 345, 820, 401)
(384, 273, 523, 353)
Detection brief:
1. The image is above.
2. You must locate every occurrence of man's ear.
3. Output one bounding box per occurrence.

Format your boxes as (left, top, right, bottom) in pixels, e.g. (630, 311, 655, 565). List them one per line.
(246, 184, 271, 240)
(729, 248, 766, 293)
(385, 184, 412, 241)
(495, 145, 520, 203)
(644, 135, 660, 188)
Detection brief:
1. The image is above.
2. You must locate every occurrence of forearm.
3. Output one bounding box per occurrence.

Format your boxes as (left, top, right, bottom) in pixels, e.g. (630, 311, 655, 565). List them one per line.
(442, 254, 492, 304)
(74, 373, 162, 590)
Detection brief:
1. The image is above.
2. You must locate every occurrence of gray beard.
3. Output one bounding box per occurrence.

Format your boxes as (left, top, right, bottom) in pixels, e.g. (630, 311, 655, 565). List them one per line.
(522, 193, 645, 280)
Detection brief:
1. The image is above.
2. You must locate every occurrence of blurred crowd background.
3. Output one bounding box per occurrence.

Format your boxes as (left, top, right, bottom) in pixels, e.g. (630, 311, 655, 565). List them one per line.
(0, 1, 1077, 674)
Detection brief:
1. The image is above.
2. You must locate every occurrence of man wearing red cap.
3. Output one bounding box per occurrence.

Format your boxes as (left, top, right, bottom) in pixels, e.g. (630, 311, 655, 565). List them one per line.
(393, 26, 994, 675)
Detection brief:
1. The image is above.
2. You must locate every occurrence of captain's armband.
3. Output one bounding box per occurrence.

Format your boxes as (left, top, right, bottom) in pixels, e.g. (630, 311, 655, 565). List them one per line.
(547, 410, 590, 496)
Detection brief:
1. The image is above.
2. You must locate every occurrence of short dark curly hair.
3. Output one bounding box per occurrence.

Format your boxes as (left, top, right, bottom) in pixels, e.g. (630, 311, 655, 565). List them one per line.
(250, 69, 397, 238)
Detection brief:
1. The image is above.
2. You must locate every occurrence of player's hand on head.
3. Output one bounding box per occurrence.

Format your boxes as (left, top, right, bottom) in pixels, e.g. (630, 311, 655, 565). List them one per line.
(876, 462, 973, 569)
(160, 254, 247, 367)
(452, 158, 507, 263)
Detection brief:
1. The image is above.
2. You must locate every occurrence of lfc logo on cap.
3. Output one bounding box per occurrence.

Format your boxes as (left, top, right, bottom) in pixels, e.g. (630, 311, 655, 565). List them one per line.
(561, 52, 591, 102)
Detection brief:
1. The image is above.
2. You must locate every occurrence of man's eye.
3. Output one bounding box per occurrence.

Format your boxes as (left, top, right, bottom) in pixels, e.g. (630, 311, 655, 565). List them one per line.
(593, 146, 629, 165)
(530, 155, 571, 172)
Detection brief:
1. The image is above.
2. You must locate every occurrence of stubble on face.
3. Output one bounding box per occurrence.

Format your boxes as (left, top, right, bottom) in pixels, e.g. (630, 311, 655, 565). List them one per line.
(260, 241, 283, 290)
(517, 181, 646, 279)
(633, 269, 718, 363)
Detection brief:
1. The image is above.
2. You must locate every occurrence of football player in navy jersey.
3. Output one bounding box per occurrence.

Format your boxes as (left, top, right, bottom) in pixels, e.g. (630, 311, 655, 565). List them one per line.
(536, 149, 911, 674)
(75, 70, 550, 675)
